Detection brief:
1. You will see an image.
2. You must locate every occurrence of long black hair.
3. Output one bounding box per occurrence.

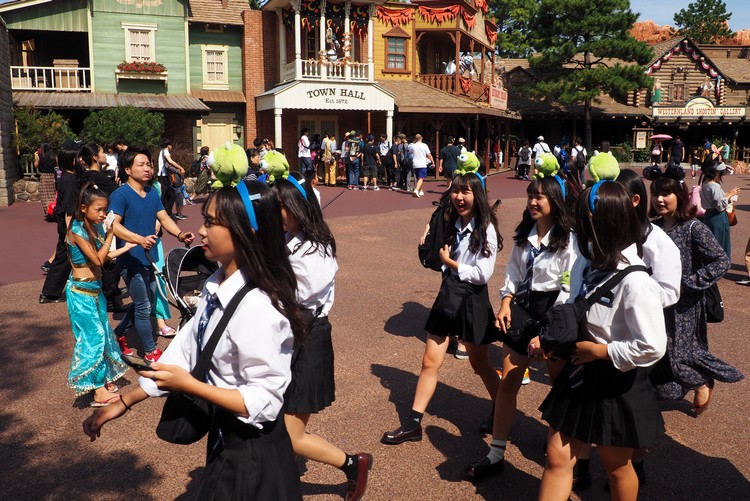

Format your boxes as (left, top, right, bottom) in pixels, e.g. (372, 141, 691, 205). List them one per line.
(274, 172, 336, 258)
(58, 146, 84, 179)
(616, 169, 650, 237)
(444, 173, 502, 257)
(202, 181, 304, 341)
(70, 182, 109, 248)
(79, 143, 103, 168)
(513, 177, 572, 252)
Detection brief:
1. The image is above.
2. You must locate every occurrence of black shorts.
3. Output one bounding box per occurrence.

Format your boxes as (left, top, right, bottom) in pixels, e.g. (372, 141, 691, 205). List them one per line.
(362, 163, 378, 178)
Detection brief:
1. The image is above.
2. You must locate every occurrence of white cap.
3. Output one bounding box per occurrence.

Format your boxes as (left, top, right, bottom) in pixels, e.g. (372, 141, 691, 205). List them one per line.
(458, 137, 466, 143)
(537, 136, 545, 141)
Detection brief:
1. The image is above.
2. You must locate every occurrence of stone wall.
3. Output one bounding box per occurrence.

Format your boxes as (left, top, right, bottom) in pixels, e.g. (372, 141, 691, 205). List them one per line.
(0, 17, 20, 206)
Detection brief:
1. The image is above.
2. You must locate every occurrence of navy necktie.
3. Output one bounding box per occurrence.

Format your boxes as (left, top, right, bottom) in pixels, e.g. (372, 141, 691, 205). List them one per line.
(516, 243, 545, 308)
(197, 293, 219, 357)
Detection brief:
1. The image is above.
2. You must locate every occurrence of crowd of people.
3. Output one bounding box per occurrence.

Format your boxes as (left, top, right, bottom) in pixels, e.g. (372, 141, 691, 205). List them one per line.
(30, 127, 746, 500)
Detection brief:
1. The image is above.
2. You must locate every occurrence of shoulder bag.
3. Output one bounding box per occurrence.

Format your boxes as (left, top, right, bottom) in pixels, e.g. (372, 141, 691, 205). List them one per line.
(155, 282, 255, 444)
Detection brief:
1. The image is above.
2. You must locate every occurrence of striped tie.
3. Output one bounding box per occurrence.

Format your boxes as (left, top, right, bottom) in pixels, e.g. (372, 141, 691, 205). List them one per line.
(515, 244, 545, 308)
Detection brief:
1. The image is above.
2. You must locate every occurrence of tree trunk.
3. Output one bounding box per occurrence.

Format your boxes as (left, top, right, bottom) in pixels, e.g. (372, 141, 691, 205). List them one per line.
(585, 97, 592, 155)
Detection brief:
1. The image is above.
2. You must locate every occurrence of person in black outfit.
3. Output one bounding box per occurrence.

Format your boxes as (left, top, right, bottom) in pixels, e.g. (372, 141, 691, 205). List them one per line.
(40, 146, 84, 303)
(670, 136, 684, 167)
(361, 135, 380, 190)
(439, 136, 461, 185)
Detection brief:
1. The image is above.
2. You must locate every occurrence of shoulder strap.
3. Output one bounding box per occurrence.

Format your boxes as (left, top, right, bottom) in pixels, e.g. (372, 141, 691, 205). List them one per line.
(191, 282, 255, 380)
(586, 265, 650, 307)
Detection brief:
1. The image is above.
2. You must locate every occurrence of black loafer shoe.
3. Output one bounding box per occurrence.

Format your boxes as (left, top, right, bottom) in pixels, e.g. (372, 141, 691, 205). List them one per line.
(465, 457, 504, 482)
(39, 294, 65, 304)
(381, 425, 422, 445)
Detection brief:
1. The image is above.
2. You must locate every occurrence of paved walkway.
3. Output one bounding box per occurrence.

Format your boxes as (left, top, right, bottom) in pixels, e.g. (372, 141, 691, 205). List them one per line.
(1, 172, 748, 499)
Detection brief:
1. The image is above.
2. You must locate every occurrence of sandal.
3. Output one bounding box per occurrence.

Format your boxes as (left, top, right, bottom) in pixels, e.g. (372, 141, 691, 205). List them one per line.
(158, 326, 177, 338)
(105, 383, 119, 393)
(693, 384, 713, 416)
(90, 394, 121, 408)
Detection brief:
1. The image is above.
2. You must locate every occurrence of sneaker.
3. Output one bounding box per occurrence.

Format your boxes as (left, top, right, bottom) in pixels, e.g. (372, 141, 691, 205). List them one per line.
(175, 214, 187, 220)
(373, 185, 380, 191)
(413, 190, 421, 198)
(359, 186, 366, 190)
(418, 190, 425, 197)
(39, 294, 65, 304)
(144, 348, 163, 363)
(41, 261, 51, 273)
(522, 368, 531, 385)
(736, 279, 750, 286)
(454, 349, 469, 360)
(348, 185, 354, 190)
(117, 336, 135, 356)
(185, 198, 195, 205)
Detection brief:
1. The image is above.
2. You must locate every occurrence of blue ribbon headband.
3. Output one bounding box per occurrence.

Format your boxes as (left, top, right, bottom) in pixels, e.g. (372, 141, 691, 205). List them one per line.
(589, 180, 611, 213)
(553, 174, 566, 200)
(286, 175, 308, 200)
(236, 181, 260, 231)
(474, 172, 486, 188)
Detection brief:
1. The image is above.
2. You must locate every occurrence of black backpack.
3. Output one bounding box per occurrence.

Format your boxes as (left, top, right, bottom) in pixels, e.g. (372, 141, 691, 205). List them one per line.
(519, 147, 531, 163)
(418, 198, 450, 271)
(574, 146, 587, 170)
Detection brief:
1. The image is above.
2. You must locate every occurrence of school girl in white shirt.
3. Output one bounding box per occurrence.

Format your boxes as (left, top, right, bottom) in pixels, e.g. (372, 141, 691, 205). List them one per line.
(83, 181, 305, 500)
(275, 172, 373, 501)
(465, 175, 583, 482)
(381, 173, 503, 445)
(539, 181, 667, 501)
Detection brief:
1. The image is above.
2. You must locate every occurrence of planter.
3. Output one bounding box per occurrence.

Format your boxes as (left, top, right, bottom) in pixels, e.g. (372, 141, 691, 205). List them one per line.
(115, 69, 168, 86)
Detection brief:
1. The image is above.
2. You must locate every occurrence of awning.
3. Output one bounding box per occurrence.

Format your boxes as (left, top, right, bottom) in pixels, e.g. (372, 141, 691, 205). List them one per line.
(192, 90, 246, 103)
(256, 80, 394, 112)
(13, 92, 211, 111)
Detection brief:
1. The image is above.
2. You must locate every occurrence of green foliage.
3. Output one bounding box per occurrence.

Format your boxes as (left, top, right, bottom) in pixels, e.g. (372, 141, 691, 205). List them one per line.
(526, 0, 653, 150)
(633, 150, 650, 163)
(674, 0, 733, 44)
(611, 142, 634, 162)
(13, 108, 76, 155)
(249, 0, 261, 9)
(82, 106, 164, 150)
(489, 0, 538, 58)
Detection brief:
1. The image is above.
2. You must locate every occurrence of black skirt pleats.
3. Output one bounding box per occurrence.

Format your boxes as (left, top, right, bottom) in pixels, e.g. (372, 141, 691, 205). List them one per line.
(284, 316, 336, 414)
(199, 409, 302, 500)
(424, 281, 498, 345)
(540, 360, 664, 449)
(498, 290, 559, 355)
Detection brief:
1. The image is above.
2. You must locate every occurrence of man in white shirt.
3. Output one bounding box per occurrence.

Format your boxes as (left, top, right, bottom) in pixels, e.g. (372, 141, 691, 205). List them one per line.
(157, 138, 186, 219)
(532, 135, 550, 160)
(570, 136, 588, 185)
(410, 133, 433, 198)
(298, 128, 313, 176)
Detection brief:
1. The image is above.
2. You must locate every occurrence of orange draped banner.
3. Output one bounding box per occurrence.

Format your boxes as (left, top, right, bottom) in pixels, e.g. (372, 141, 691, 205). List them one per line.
(474, 0, 489, 14)
(486, 26, 498, 45)
(461, 9, 476, 29)
(375, 6, 415, 27)
(418, 5, 461, 25)
(459, 76, 473, 94)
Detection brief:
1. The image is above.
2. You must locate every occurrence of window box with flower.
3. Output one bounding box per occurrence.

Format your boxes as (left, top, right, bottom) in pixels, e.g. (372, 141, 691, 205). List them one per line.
(115, 61, 168, 85)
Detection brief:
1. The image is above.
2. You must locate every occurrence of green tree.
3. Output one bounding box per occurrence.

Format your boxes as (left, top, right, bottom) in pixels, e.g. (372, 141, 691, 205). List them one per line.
(13, 108, 76, 155)
(82, 106, 164, 150)
(489, 0, 538, 58)
(527, 0, 653, 153)
(673, 0, 733, 44)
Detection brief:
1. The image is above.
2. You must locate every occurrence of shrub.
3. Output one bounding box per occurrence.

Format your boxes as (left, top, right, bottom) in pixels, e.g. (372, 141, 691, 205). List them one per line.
(13, 108, 76, 155)
(611, 142, 634, 163)
(82, 106, 164, 150)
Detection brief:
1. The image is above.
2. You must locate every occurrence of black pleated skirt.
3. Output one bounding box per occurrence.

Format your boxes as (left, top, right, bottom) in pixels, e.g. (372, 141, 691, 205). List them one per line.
(284, 315, 336, 414)
(498, 290, 558, 355)
(540, 359, 664, 449)
(199, 409, 302, 500)
(424, 280, 497, 345)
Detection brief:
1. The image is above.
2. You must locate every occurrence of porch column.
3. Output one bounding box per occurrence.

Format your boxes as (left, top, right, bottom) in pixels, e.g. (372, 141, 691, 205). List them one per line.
(320, 0, 327, 77)
(293, 0, 302, 77)
(344, 1, 351, 80)
(277, 9, 287, 82)
(274, 108, 283, 148)
(454, 31, 461, 93)
(386, 110, 394, 141)
(367, 4, 375, 82)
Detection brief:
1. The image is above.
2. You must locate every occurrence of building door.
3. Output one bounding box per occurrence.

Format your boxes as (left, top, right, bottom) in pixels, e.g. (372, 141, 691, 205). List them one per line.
(199, 113, 237, 153)
(298, 116, 338, 143)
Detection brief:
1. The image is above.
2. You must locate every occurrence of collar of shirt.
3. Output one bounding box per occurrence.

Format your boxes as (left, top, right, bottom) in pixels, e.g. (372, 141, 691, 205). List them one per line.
(618, 243, 642, 269)
(453, 216, 476, 235)
(286, 230, 307, 253)
(526, 222, 554, 250)
(204, 266, 250, 310)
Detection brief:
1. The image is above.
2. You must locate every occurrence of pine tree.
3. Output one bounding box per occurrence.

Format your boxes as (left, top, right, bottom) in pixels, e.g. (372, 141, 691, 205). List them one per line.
(673, 0, 733, 44)
(489, 0, 538, 58)
(526, 0, 653, 153)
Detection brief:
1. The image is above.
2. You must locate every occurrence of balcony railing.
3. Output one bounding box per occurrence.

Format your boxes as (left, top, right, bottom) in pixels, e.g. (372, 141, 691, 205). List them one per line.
(281, 60, 373, 83)
(11, 66, 91, 92)
(417, 74, 489, 103)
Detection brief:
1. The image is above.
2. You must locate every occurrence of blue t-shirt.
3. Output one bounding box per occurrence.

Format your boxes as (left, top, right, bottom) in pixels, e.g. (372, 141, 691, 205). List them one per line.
(109, 183, 164, 268)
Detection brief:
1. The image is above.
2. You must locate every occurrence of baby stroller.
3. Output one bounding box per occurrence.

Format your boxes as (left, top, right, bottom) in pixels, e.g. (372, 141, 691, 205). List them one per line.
(151, 246, 218, 328)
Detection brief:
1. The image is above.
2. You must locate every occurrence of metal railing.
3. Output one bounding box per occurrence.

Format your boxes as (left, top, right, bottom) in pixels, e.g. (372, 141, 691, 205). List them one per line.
(11, 66, 92, 92)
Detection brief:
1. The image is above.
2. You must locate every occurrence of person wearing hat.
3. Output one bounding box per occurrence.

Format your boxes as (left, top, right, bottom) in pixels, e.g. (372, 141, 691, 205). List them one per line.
(532, 135, 550, 162)
(344, 130, 364, 190)
(700, 159, 740, 257)
(458, 137, 467, 154)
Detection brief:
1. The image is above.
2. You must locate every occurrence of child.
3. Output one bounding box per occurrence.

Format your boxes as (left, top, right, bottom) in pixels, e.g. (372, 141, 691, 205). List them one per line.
(690, 146, 702, 180)
(66, 183, 135, 406)
(538, 181, 667, 501)
(275, 172, 372, 501)
(84, 181, 304, 499)
(151, 179, 177, 338)
(381, 173, 502, 445)
(466, 176, 583, 482)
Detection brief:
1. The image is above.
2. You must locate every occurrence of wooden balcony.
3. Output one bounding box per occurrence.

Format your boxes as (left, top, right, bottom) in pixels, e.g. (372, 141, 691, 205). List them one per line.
(417, 74, 489, 103)
(11, 66, 91, 92)
(280, 60, 373, 84)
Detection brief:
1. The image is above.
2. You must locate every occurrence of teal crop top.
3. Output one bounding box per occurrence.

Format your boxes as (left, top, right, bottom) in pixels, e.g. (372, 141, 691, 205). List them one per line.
(67, 219, 106, 267)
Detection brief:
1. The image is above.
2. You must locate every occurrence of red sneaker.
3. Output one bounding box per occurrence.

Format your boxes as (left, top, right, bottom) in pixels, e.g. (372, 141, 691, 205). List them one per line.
(118, 336, 134, 356)
(145, 348, 163, 363)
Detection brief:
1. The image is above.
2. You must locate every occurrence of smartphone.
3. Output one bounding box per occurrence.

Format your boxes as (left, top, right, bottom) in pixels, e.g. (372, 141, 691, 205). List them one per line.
(121, 354, 153, 371)
(104, 210, 115, 228)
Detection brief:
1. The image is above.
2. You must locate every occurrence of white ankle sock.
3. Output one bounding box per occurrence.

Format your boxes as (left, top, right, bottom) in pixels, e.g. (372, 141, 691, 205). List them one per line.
(486, 439, 506, 464)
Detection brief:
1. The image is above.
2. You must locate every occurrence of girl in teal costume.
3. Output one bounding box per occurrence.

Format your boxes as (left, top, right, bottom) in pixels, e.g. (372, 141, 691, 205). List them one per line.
(66, 184, 135, 406)
(152, 180, 177, 338)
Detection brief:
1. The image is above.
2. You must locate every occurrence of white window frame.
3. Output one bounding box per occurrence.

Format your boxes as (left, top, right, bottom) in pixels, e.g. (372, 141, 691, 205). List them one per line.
(122, 22, 157, 63)
(297, 115, 338, 143)
(201, 44, 229, 90)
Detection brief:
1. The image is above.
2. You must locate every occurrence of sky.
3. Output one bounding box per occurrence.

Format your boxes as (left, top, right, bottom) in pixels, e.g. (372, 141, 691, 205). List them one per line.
(630, 0, 750, 32)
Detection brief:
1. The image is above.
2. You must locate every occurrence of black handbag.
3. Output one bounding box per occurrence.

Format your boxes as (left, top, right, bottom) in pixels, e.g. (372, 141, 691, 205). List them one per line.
(432, 273, 469, 320)
(539, 265, 649, 359)
(100, 260, 120, 298)
(506, 301, 539, 343)
(156, 283, 254, 444)
(705, 283, 724, 323)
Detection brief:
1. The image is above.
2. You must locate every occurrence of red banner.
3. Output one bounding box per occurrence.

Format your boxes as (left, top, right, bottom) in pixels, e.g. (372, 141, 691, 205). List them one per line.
(486, 25, 497, 45)
(474, 0, 489, 14)
(375, 6, 414, 27)
(461, 9, 476, 29)
(418, 5, 461, 25)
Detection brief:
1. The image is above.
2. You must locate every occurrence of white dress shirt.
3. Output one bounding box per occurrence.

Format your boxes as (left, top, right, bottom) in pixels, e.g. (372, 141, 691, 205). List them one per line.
(642, 223, 681, 308)
(286, 231, 337, 316)
(444, 217, 498, 285)
(500, 224, 584, 306)
(139, 267, 294, 429)
(583, 244, 667, 372)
